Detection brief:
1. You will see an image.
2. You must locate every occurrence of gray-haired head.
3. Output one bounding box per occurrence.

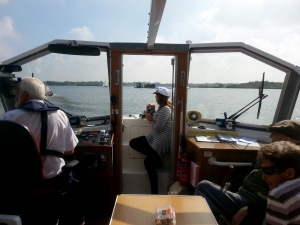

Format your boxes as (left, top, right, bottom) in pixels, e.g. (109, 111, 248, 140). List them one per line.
(19, 77, 46, 100)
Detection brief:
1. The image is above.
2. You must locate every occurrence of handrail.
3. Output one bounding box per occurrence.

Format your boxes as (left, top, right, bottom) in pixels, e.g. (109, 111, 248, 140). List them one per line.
(208, 157, 252, 167)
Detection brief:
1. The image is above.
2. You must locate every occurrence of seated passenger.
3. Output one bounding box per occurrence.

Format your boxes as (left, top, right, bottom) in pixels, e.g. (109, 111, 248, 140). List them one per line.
(129, 87, 172, 194)
(268, 119, 300, 144)
(226, 120, 300, 192)
(1, 77, 84, 225)
(195, 166, 268, 225)
(195, 120, 300, 225)
(258, 141, 300, 224)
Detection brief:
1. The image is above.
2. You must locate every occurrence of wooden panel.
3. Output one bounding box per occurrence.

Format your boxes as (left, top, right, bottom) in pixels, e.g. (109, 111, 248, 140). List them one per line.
(110, 194, 217, 225)
(74, 145, 114, 216)
(74, 145, 112, 177)
(173, 53, 189, 181)
(110, 51, 122, 198)
(185, 137, 260, 185)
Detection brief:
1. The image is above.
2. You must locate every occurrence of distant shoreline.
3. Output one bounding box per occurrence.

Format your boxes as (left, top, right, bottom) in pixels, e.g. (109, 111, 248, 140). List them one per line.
(45, 80, 283, 89)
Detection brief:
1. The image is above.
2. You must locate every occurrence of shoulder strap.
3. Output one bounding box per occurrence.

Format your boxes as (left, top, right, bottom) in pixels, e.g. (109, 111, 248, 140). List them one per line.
(40, 111, 64, 159)
(40, 111, 48, 156)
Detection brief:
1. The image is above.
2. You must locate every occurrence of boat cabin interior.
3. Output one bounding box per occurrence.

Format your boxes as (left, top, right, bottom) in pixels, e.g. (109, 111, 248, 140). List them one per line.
(1, 0, 300, 224)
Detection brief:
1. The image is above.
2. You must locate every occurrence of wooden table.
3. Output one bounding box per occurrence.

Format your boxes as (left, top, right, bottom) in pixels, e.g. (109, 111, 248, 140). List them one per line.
(109, 194, 217, 225)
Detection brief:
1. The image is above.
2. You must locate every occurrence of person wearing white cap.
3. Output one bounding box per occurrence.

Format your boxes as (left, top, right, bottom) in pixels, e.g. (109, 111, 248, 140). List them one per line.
(129, 87, 172, 194)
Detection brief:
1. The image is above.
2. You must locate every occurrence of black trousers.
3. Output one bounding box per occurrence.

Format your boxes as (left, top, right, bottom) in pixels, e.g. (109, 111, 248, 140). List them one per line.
(129, 136, 162, 194)
(45, 171, 85, 225)
(194, 180, 266, 225)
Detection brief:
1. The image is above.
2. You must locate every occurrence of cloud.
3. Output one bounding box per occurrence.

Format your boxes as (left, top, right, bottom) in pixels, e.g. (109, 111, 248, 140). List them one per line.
(274, 33, 300, 65)
(208, 0, 300, 66)
(67, 26, 95, 41)
(0, 16, 21, 62)
(198, 0, 300, 31)
(154, 35, 167, 43)
(0, 0, 11, 4)
(123, 55, 174, 83)
(245, 33, 300, 66)
(0, 16, 19, 39)
(138, 0, 300, 84)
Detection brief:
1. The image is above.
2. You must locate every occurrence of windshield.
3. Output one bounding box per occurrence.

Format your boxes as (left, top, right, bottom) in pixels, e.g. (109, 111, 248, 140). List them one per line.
(187, 52, 286, 126)
(1, 52, 110, 118)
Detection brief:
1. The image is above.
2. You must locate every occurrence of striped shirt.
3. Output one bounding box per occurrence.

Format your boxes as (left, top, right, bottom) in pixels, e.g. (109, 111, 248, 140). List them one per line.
(266, 177, 300, 225)
(145, 106, 171, 156)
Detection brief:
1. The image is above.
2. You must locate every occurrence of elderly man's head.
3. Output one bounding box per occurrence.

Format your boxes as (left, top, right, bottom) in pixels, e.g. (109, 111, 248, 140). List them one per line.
(15, 77, 46, 107)
(268, 120, 300, 144)
(257, 141, 300, 190)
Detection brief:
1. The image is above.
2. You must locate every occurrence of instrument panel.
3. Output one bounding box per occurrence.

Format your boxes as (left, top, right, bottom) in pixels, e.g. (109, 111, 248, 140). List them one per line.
(76, 131, 110, 146)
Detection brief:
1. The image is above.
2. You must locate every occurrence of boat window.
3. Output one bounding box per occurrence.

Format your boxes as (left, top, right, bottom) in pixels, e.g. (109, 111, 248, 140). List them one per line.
(12, 52, 109, 118)
(122, 55, 175, 116)
(188, 53, 285, 126)
(291, 91, 300, 121)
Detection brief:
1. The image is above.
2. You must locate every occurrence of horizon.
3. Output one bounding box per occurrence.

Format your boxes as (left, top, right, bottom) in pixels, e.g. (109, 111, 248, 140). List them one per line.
(44, 80, 282, 85)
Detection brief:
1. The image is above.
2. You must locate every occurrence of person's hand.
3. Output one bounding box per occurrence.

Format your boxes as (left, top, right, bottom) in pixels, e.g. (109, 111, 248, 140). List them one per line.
(146, 113, 153, 121)
(231, 206, 248, 225)
(147, 103, 155, 111)
(223, 182, 232, 191)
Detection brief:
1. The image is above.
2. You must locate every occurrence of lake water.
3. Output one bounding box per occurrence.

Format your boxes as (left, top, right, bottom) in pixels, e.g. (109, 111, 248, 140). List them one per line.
(1, 86, 300, 126)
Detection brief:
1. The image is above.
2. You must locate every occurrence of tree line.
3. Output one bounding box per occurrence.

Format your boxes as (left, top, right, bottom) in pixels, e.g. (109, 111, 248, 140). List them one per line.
(45, 81, 105, 86)
(45, 81, 283, 89)
(190, 81, 282, 89)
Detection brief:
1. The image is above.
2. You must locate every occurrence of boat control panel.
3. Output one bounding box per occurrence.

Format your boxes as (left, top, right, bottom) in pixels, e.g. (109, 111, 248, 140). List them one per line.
(76, 130, 110, 146)
(70, 114, 112, 146)
(74, 128, 113, 175)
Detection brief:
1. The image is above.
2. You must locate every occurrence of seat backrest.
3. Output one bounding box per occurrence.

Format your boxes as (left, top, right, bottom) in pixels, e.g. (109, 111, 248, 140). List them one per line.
(0, 214, 22, 225)
(0, 120, 44, 214)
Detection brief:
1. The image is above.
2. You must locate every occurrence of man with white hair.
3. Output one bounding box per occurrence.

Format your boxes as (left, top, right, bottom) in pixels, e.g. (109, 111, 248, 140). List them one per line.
(1, 77, 84, 225)
(2, 77, 78, 179)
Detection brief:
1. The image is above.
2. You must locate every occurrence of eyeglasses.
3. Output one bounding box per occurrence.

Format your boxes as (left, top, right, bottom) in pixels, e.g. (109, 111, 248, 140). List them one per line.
(261, 166, 279, 176)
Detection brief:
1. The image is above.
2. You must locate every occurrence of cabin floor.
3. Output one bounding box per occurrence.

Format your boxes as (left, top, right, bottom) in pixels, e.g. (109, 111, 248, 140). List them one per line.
(86, 216, 111, 225)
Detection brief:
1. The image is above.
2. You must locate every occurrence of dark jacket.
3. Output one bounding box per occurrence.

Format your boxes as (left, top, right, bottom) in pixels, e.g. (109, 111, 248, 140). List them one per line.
(237, 169, 269, 204)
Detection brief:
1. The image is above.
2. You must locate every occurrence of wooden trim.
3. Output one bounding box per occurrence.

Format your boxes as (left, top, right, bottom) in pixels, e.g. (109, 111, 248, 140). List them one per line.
(110, 51, 122, 199)
(173, 53, 189, 181)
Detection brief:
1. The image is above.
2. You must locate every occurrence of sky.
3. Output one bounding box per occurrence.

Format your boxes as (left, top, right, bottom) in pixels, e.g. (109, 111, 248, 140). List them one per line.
(1, 0, 300, 83)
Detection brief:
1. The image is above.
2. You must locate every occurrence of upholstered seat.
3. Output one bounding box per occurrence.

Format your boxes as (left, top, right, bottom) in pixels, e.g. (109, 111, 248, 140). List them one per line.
(0, 120, 64, 225)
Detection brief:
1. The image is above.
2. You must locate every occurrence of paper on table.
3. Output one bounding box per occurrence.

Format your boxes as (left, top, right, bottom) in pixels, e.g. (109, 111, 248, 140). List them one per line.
(215, 134, 237, 143)
(236, 136, 259, 147)
(238, 137, 257, 144)
(195, 135, 219, 143)
(236, 141, 260, 147)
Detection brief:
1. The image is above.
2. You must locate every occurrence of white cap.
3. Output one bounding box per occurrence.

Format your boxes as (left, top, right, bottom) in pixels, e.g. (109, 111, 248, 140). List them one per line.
(153, 87, 171, 97)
